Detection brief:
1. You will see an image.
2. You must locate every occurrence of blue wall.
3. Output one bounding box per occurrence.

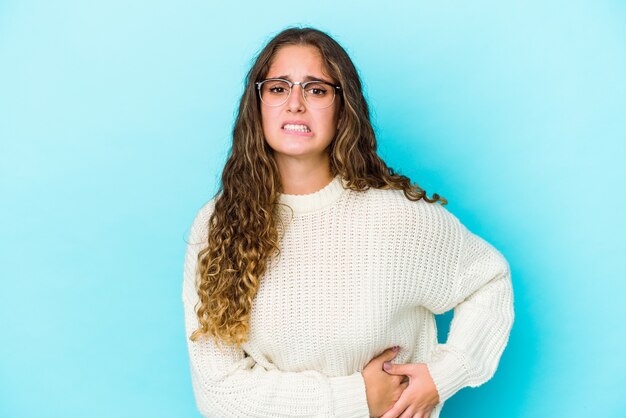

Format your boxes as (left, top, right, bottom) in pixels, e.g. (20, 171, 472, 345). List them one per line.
(1, 1, 624, 417)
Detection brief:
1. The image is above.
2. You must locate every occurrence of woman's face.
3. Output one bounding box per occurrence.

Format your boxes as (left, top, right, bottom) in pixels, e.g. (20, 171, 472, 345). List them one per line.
(260, 45, 340, 164)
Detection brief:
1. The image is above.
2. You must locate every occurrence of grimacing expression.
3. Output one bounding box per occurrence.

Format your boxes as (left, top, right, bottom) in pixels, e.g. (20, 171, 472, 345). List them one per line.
(260, 45, 340, 162)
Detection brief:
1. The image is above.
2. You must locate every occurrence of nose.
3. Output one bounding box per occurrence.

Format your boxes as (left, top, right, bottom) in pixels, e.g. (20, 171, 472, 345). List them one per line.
(286, 84, 306, 112)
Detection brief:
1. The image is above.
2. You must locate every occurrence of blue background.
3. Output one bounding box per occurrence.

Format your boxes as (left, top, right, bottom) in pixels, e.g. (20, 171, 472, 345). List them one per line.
(1, 1, 624, 417)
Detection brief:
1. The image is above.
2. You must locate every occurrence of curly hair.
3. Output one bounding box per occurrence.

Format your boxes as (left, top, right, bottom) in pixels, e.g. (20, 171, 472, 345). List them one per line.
(189, 26, 447, 348)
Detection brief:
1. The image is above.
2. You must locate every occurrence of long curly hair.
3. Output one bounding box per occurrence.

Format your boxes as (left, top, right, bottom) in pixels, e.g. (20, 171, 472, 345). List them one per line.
(190, 26, 447, 348)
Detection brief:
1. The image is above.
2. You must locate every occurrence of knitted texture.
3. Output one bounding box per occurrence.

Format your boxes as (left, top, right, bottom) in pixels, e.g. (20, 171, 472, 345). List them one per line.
(182, 175, 515, 418)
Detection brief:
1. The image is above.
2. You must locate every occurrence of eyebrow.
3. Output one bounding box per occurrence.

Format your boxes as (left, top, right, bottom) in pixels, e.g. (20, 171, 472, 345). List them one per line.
(269, 74, 334, 84)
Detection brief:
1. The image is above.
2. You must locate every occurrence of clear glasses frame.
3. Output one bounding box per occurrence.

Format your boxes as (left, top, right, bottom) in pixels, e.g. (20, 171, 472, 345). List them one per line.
(255, 78, 342, 109)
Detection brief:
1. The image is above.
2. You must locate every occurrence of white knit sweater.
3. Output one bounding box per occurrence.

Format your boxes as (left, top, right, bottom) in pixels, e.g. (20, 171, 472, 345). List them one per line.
(182, 174, 514, 418)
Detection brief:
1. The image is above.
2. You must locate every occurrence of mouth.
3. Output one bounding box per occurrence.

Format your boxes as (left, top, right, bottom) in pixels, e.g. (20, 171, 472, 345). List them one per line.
(282, 123, 312, 136)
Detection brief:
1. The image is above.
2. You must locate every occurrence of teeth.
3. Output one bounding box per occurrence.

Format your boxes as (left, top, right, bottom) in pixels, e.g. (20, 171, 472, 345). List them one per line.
(283, 124, 311, 132)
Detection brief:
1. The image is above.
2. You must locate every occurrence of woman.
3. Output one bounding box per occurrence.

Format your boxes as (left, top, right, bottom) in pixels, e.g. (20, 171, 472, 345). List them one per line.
(182, 26, 514, 418)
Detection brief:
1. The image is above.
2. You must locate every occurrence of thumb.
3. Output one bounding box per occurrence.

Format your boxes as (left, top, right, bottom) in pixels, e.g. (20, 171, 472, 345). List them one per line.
(383, 361, 412, 376)
(378, 346, 400, 362)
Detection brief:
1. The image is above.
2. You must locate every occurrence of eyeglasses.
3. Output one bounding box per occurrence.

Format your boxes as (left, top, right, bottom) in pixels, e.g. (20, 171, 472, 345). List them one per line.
(255, 78, 342, 109)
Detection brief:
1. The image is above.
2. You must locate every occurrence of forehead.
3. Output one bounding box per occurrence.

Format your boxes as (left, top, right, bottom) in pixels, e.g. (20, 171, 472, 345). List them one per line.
(267, 45, 332, 80)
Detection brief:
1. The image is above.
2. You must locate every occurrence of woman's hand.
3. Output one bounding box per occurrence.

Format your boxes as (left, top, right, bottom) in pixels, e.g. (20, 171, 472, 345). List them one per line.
(379, 362, 440, 418)
(362, 346, 408, 417)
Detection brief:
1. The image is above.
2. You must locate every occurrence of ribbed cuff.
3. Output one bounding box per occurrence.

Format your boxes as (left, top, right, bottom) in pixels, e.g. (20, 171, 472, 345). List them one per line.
(329, 372, 370, 418)
(425, 347, 469, 404)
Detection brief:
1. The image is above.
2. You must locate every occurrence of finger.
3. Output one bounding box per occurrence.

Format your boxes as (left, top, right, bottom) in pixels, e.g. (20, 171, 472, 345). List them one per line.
(414, 407, 434, 418)
(378, 346, 400, 362)
(379, 351, 400, 371)
(400, 381, 409, 390)
(383, 380, 425, 418)
(398, 406, 416, 418)
(380, 396, 409, 418)
(383, 361, 413, 376)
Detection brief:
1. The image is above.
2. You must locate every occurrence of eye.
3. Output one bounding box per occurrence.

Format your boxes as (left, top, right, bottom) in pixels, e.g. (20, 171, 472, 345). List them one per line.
(306, 83, 328, 96)
(269, 86, 286, 94)
(263, 80, 290, 95)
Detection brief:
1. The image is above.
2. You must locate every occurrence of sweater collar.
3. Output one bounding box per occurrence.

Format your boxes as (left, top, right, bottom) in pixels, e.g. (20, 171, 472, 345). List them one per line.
(277, 175, 347, 215)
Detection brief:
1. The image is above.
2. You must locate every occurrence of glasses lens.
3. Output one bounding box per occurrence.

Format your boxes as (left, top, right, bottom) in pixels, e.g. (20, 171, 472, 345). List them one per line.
(260, 80, 290, 106)
(259, 80, 338, 108)
(303, 82, 336, 108)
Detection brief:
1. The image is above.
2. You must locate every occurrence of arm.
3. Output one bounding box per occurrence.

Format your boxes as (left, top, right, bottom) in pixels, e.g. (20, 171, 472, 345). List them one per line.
(181, 203, 370, 418)
(423, 218, 515, 404)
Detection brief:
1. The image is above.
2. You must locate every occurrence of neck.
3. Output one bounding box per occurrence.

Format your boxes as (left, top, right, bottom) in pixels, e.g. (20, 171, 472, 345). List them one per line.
(275, 154, 333, 195)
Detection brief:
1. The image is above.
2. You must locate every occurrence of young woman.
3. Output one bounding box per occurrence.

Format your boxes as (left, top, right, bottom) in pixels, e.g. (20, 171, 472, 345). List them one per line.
(182, 27, 514, 418)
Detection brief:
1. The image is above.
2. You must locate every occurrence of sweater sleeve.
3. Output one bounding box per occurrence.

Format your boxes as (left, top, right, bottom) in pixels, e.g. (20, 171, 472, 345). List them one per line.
(181, 202, 370, 418)
(422, 217, 515, 404)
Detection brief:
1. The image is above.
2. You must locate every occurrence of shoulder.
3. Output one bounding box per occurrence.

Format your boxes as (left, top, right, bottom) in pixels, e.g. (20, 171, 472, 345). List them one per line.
(187, 196, 218, 246)
(352, 186, 466, 254)
(362, 186, 462, 229)
(182, 197, 217, 296)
